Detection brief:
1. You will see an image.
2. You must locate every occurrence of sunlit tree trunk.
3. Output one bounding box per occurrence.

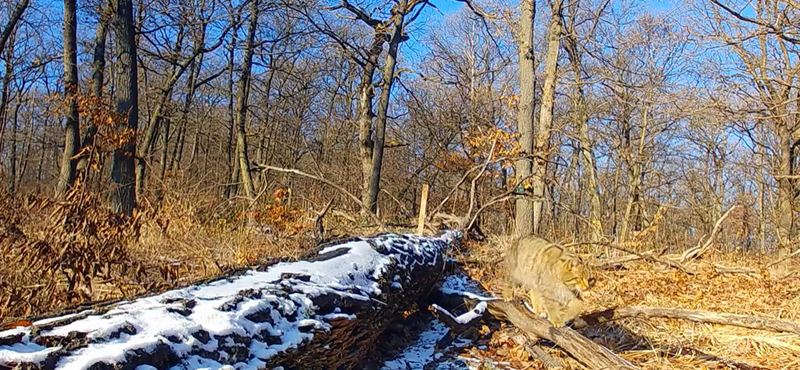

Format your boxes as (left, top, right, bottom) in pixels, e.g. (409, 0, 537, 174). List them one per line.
(56, 0, 80, 197)
(234, 0, 259, 201)
(110, 0, 139, 216)
(514, 0, 536, 237)
(530, 0, 563, 235)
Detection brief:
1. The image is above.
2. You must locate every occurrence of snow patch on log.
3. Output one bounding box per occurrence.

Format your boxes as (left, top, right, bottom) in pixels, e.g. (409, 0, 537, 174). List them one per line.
(0, 232, 459, 370)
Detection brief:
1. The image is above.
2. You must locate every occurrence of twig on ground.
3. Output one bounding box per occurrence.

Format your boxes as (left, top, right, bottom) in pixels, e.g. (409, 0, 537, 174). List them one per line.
(766, 246, 800, 268)
(583, 305, 800, 336)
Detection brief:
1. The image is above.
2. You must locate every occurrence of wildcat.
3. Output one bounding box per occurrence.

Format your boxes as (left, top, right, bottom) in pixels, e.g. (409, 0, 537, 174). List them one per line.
(504, 235, 595, 326)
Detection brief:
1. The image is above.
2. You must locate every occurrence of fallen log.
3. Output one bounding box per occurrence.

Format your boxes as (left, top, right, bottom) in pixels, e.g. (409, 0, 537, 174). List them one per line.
(432, 274, 638, 370)
(507, 333, 564, 370)
(485, 300, 639, 370)
(0, 232, 459, 370)
(584, 305, 800, 336)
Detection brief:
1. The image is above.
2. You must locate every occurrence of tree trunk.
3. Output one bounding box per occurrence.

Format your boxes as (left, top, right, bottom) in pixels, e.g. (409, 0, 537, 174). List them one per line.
(485, 301, 638, 370)
(367, 3, 407, 217)
(776, 122, 794, 254)
(564, 5, 602, 241)
(76, 4, 109, 175)
(156, 116, 170, 201)
(110, 0, 139, 216)
(1, 32, 14, 193)
(55, 0, 80, 197)
(531, 0, 563, 235)
(224, 16, 239, 199)
(234, 0, 259, 201)
(18, 108, 33, 187)
(358, 34, 384, 219)
(8, 103, 19, 194)
(167, 52, 199, 175)
(514, 0, 536, 237)
(0, 31, 13, 158)
(0, 0, 28, 56)
(135, 22, 192, 201)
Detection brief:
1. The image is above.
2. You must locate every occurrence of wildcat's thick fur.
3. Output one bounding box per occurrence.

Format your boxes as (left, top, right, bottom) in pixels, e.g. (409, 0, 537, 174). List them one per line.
(504, 235, 594, 326)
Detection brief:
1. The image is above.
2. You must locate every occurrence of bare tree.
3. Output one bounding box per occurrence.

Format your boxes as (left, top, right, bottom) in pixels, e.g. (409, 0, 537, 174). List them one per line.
(76, 2, 110, 175)
(55, 0, 80, 196)
(563, 0, 605, 241)
(110, 0, 139, 215)
(530, 0, 563, 234)
(514, 0, 536, 237)
(234, 0, 260, 201)
(0, 0, 29, 55)
(706, 0, 800, 254)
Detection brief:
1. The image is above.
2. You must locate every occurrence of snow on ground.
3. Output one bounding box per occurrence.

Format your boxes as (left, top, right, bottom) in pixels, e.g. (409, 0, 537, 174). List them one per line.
(380, 319, 472, 370)
(0, 232, 458, 370)
(379, 272, 497, 370)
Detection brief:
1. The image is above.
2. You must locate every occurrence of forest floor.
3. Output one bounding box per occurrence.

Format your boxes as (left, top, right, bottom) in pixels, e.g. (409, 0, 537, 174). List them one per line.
(450, 238, 800, 370)
(1, 192, 799, 369)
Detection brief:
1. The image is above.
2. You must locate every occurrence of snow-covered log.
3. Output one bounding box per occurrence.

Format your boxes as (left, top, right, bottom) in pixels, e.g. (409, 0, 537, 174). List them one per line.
(0, 232, 459, 370)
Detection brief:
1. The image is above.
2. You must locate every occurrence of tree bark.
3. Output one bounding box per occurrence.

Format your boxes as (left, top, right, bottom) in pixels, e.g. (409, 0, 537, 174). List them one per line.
(76, 4, 109, 175)
(110, 0, 139, 216)
(0, 0, 28, 56)
(564, 4, 602, 241)
(234, 0, 259, 201)
(514, 0, 536, 237)
(367, 2, 407, 217)
(55, 0, 81, 197)
(531, 0, 563, 235)
(358, 34, 384, 220)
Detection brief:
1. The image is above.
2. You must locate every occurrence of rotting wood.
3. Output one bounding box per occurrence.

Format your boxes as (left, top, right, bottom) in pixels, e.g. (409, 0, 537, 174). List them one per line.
(485, 300, 639, 370)
(583, 305, 800, 336)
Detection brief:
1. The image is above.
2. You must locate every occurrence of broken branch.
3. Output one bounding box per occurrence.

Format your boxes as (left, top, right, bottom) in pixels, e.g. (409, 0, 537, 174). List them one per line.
(584, 305, 800, 336)
(485, 300, 639, 370)
(681, 205, 739, 262)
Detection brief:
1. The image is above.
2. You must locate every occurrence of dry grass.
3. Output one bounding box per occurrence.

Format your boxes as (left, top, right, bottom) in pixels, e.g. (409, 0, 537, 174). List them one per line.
(458, 237, 800, 369)
(0, 187, 319, 327)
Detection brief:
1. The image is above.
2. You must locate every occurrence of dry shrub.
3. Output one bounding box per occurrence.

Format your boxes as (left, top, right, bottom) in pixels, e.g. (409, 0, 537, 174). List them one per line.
(0, 187, 145, 323)
(129, 187, 316, 288)
(0, 183, 322, 327)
